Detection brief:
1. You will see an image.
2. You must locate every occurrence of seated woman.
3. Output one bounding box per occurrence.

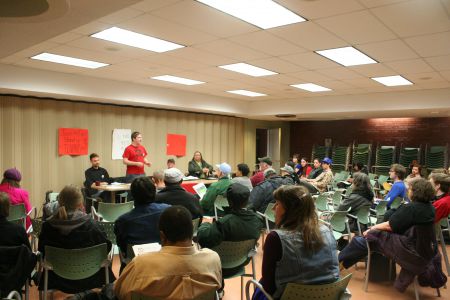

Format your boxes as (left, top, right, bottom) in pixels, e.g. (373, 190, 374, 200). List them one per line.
(0, 168, 32, 230)
(337, 172, 374, 232)
(339, 178, 436, 292)
(298, 157, 312, 179)
(38, 185, 115, 294)
(188, 151, 213, 179)
(0, 192, 31, 248)
(254, 185, 339, 299)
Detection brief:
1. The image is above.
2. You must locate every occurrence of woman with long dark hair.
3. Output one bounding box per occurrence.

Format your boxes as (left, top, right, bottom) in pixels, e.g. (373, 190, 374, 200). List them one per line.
(188, 151, 213, 179)
(253, 185, 339, 299)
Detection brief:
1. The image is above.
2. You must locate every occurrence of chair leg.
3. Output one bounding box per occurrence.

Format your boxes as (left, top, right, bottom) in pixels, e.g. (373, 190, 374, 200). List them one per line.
(413, 277, 420, 300)
(436, 287, 441, 297)
(240, 276, 244, 300)
(25, 279, 29, 300)
(44, 270, 48, 300)
(439, 229, 450, 276)
(364, 251, 370, 292)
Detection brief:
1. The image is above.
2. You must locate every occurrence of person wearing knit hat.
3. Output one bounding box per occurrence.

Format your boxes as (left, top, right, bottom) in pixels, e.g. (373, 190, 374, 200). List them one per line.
(0, 168, 32, 230)
(155, 168, 202, 219)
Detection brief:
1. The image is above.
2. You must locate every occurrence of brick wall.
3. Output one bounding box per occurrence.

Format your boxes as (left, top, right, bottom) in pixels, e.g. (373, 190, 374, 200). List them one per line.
(290, 117, 450, 167)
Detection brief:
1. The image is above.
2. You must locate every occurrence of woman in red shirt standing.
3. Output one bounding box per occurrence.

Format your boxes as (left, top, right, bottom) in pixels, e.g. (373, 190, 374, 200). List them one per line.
(0, 168, 32, 230)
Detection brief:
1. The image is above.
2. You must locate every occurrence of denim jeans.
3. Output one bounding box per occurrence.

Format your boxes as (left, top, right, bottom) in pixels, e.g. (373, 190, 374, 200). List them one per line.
(338, 236, 369, 268)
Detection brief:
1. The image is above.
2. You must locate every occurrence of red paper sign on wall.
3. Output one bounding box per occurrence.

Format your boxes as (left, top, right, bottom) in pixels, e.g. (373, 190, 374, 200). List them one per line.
(166, 134, 186, 156)
(58, 128, 89, 156)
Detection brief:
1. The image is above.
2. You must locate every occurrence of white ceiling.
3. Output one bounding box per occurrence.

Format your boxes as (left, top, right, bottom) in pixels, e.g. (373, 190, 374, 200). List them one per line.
(0, 0, 450, 120)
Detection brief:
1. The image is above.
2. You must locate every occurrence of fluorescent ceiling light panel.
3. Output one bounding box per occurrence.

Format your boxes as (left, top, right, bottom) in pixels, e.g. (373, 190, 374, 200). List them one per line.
(91, 27, 184, 53)
(371, 75, 413, 86)
(196, 0, 305, 29)
(227, 90, 266, 97)
(219, 63, 277, 77)
(151, 75, 205, 85)
(31, 53, 108, 69)
(315, 46, 377, 67)
(291, 83, 332, 92)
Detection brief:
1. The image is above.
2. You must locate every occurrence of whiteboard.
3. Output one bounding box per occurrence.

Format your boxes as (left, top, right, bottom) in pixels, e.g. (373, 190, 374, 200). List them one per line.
(112, 129, 131, 160)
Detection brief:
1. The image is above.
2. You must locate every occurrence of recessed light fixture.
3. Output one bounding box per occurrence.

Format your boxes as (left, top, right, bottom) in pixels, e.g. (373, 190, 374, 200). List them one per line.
(371, 75, 413, 86)
(91, 27, 184, 53)
(151, 75, 205, 85)
(30, 53, 109, 69)
(219, 63, 277, 77)
(196, 0, 306, 29)
(290, 83, 332, 92)
(227, 90, 267, 97)
(315, 46, 377, 67)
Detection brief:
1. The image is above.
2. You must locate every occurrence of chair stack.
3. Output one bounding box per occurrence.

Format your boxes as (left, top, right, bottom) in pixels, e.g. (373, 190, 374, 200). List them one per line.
(352, 143, 372, 169)
(331, 145, 350, 173)
(311, 145, 330, 162)
(425, 145, 448, 171)
(398, 146, 421, 169)
(373, 145, 396, 175)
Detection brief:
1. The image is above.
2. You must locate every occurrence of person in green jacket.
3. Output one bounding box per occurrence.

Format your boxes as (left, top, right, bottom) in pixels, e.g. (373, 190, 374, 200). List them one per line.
(200, 162, 232, 215)
(197, 182, 263, 294)
(188, 151, 213, 179)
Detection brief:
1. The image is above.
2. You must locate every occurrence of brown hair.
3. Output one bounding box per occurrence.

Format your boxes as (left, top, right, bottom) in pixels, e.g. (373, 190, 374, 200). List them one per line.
(55, 185, 84, 220)
(429, 173, 450, 194)
(0, 192, 10, 218)
(273, 185, 324, 252)
(0, 178, 20, 188)
(89, 153, 99, 160)
(409, 178, 435, 203)
(391, 164, 407, 180)
(131, 131, 141, 141)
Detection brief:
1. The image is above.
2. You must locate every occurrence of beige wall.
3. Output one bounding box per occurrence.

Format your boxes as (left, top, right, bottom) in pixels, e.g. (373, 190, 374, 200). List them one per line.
(0, 95, 245, 208)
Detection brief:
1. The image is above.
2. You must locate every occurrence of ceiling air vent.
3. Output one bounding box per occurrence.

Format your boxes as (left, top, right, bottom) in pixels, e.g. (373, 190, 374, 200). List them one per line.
(275, 114, 296, 118)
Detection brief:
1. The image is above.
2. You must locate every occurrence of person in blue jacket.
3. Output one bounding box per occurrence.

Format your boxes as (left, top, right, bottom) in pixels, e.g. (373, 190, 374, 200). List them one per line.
(385, 164, 408, 208)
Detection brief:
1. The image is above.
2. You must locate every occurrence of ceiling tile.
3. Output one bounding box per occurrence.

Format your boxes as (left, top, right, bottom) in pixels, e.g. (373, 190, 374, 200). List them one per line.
(72, 21, 111, 35)
(48, 45, 130, 64)
(247, 57, 306, 74)
(13, 58, 87, 74)
(371, 0, 450, 37)
(120, 13, 217, 46)
(130, 0, 182, 12)
(98, 8, 144, 24)
(228, 31, 306, 56)
(385, 58, 434, 74)
(2, 41, 60, 59)
(167, 47, 235, 66)
(48, 32, 84, 44)
(405, 31, 450, 57)
(425, 55, 450, 71)
(317, 67, 364, 80)
(262, 74, 301, 85)
(316, 11, 397, 44)
(403, 71, 446, 83)
(350, 63, 396, 77)
(289, 70, 333, 82)
(342, 78, 383, 88)
(318, 80, 357, 90)
(281, 52, 337, 70)
(150, 0, 258, 38)
(357, 39, 419, 62)
(268, 22, 348, 51)
(277, 0, 364, 20)
(193, 39, 269, 61)
(140, 53, 209, 71)
(439, 70, 450, 81)
(81, 64, 150, 82)
(358, 0, 410, 9)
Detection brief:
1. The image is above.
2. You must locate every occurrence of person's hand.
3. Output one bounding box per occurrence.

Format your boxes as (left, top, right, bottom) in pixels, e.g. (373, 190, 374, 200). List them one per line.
(363, 229, 371, 237)
(145, 161, 152, 167)
(136, 162, 144, 167)
(202, 167, 210, 174)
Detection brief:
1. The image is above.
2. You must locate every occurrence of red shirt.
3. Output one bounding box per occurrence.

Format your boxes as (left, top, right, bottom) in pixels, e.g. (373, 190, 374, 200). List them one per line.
(123, 144, 148, 175)
(433, 193, 450, 223)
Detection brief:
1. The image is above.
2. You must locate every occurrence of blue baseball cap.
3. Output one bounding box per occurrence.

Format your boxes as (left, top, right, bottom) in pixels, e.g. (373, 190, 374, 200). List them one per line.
(321, 157, 333, 165)
(216, 162, 231, 175)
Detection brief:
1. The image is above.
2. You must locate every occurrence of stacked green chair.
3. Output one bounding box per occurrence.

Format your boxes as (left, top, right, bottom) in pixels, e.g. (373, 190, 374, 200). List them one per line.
(399, 146, 421, 170)
(311, 145, 330, 162)
(373, 145, 396, 176)
(331, 146, 350, 173)
(352, 143, 372, 170)
(425, 145, 448, 171)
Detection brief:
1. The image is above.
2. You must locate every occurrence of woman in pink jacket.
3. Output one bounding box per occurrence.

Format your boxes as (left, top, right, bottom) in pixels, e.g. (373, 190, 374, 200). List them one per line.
(0, 168, 32, 230)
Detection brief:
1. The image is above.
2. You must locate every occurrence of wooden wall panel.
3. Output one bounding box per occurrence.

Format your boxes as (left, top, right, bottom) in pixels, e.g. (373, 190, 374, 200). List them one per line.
(0, 95, 245, 208)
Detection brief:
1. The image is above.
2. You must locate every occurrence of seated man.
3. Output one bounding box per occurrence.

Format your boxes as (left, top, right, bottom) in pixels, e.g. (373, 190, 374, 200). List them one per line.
(152, 170, 165, 193)
(200, 163, 232, 216)
(114, 206, 222, 300)
(84, 153, 112, 201)
(250, 157, 272, 187)
(156, 168, 202, 220)
(231, 163, 253, 191)
(430, 172, 450, 223)
(114, 177, 170, 269)
(167, 158, 176, 169)
(303, 157, 334, 193)
(384, 164, 408, 208)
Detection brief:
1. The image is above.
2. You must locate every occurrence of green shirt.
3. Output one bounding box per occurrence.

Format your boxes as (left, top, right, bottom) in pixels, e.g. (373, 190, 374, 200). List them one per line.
(201, 177, 232, 214)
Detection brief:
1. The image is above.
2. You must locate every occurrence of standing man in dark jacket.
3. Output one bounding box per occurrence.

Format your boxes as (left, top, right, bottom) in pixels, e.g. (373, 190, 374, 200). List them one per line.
(248, 168, 293, 213)
(156, 168, 202, 220)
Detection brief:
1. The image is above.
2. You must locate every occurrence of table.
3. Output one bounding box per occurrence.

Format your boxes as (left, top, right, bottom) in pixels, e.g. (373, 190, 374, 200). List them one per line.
(91, 183, 131, 203)
(181, 179, 218, 194)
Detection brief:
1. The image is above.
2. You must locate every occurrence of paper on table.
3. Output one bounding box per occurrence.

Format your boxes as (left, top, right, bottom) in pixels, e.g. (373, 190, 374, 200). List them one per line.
(132, 243, 161, 256)
(110, 182, 123, 185)
(183, 176, 199, 181)
(193, 182, 207, 200)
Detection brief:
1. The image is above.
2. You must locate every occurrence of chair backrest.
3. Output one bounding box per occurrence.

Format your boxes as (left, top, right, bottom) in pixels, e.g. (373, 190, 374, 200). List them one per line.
(3, 290, 22, 300)
(331, 191, 343, 207)
(215, 195, 229, 210)
(314, 194, 329, 212)
(280, 273, 352, 300)
(44, 244, 108, 280)
(211, 239, 256, 269)
(263, 202, 275, 223)
(131, 289, 218, 300)
(96, 221, 116, 245)
(98, 201, 134, 222)
(48, 192, 59, 203)
(377, 175, 389, 187)
(31, 218, 43, 237)
(375, 201, 388, 217)
(354, 206, 371, 225)
(390, 197, 403, 209)
(192, 218, 200, 237)
(329, 211, 348, 233)
(7, 204, 26, 221)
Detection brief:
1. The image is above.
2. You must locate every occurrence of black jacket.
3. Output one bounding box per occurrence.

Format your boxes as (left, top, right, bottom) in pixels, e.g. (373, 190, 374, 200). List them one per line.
(0, 217, 31, 249)
(155, 185, 203, 219)
(248, 176, 293, 213)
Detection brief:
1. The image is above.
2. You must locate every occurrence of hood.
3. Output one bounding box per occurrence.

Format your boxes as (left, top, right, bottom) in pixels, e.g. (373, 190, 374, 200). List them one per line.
(48, 210, 91, 235)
